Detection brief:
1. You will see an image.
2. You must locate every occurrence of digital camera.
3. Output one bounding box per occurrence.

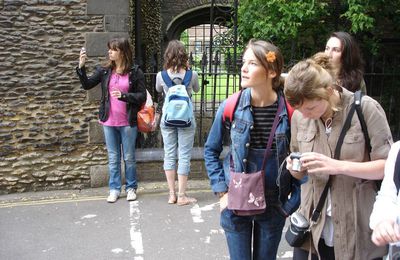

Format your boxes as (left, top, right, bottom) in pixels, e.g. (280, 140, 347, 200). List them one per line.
(290, 152, 302, 172)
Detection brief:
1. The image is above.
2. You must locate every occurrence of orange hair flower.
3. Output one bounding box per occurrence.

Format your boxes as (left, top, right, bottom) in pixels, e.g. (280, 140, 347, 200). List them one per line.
(265, 51, 276, 63)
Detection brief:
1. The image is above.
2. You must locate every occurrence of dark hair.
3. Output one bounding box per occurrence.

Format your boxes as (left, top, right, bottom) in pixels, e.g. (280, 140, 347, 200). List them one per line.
(106, 37, 133, 74)
(244, 39, 284, 91)
(329, 31, 364, 92)
(163, 40, 189, 72)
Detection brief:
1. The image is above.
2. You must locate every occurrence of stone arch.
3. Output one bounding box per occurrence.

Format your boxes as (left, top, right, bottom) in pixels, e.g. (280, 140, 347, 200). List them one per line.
(164, 4, 233, 41)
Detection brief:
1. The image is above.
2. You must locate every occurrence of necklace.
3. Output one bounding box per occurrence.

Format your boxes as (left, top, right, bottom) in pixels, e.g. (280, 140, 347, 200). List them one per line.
(324, 117, 333, 135)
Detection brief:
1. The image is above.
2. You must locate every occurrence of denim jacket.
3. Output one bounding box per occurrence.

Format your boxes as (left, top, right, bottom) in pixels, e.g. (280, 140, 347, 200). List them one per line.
(204, 88, 300, 216)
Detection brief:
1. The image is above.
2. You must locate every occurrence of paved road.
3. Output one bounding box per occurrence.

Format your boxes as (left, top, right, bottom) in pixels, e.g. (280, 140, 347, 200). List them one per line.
(0, 182, 293, 260)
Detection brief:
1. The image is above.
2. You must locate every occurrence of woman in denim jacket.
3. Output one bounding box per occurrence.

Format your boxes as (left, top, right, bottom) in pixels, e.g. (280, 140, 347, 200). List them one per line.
(204, 39, 300, 260)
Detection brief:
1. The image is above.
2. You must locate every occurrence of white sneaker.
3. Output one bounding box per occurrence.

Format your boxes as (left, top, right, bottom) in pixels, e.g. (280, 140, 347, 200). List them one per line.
(126, 188, 137, 201)
(107, 190, 120, 203)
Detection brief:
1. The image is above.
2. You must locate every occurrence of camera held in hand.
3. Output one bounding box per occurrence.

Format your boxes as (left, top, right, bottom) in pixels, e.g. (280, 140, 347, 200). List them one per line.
(290, 152, 302, 172)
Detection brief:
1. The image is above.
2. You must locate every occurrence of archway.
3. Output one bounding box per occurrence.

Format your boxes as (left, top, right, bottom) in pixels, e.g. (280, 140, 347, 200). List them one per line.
(165, 4, 233, 41)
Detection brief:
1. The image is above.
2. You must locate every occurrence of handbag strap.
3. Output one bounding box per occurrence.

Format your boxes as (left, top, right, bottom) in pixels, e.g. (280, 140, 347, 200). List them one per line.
(310, 98, 356, 223)
(260, 95, 285, 169)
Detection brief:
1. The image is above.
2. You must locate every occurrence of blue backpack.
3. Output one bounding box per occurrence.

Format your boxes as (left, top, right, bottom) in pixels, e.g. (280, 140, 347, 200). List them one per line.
(161, 70, 193, 127)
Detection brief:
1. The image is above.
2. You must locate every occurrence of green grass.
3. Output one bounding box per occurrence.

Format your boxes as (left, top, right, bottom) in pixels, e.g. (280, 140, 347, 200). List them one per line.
(193, 74, 241, 102)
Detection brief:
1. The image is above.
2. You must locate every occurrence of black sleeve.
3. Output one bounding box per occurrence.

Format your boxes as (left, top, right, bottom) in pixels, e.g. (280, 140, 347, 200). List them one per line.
(75, 65, 103, 90)
(119, 67, 146, 106)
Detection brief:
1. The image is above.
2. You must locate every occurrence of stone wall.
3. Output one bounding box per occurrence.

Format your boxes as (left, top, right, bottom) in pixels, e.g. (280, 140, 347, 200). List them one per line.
(0, 0, 218, 195)
(0, 0, 109, 194)
(0, 0, 160, 194)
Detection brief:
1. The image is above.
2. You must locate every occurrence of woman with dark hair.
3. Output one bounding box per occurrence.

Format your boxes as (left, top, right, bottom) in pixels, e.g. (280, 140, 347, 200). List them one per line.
(325, 31, 366, 93)
(155, 40, 200, 206)
(76, 37, 146, 203)
(204, 39, 300, 260)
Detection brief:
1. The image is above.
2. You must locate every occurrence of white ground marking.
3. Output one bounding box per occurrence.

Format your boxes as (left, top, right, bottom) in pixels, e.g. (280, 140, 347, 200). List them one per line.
(81, 214, 97, 219)
(190, 202, 218, 223)
(190, 202, 223, 246)
(111, 248, 123, 254)
(42, 247, 54, 253)
(279, 250, 293, 258)
(201, 236, 211, 244)
(129, 201, 144, 258)
(190, 204, 203, 223)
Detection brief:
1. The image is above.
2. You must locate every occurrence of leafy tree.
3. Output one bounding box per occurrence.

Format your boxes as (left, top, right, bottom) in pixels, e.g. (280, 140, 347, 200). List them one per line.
(238, 0, 400, 65)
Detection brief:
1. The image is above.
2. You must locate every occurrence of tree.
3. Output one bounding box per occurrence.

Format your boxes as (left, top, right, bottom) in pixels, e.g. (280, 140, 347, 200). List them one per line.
(237, 0, 400, 64)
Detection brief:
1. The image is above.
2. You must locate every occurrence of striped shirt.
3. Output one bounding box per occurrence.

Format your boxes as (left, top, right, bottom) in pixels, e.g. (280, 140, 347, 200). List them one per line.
(250, 101, 278, 149)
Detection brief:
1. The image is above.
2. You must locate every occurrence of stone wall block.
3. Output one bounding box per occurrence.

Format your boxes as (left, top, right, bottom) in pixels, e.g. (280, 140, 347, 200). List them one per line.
(32, 172, 47, 178)
(85, 32, 129, 57)
(90, 164, 109, 188)
(89, 122, 104, 144)
(104, 15, 130, 32)
(87, 86, 101, 101)
(87, 0, 129, 15)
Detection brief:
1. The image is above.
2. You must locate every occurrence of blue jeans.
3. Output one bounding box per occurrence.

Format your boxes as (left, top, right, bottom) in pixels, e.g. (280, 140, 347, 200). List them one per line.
(220, 207, 285, 260)
(103, 125, 138, 191)
(160, 119, 195, 175)
(221, 148, 286, 260)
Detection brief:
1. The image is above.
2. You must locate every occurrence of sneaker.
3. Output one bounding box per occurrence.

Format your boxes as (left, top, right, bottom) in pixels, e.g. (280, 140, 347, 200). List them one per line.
(126, 188, 137, 201)
(107, 190, 120, 203)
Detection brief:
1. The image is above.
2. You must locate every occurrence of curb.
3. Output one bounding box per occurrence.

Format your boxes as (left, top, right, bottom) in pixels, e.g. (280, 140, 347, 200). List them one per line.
(0, 180, 212, 205)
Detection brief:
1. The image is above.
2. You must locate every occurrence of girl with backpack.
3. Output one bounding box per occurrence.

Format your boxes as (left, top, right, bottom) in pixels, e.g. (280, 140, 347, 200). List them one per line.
(155, 40, 200, 206)
(204, 39, 300, 260)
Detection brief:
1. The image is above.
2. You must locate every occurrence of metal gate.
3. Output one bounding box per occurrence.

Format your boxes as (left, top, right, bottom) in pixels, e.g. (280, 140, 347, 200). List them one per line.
(181, 0, 241, 146)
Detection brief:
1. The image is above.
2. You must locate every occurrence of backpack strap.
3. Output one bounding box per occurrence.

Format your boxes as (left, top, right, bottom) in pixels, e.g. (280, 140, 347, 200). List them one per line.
(223, 90, 291, 126)
(354, 90, 372, 159)
(311, 95, 356, 222)
(394, 148, 400, 194)
(182, 70, 192, 88)
(222, 90, 242, 126)
(161, 70, 193, 89)
(352, 90, 383, 189)
(284, 98, 294, 124)
(161, 70, 174, 88)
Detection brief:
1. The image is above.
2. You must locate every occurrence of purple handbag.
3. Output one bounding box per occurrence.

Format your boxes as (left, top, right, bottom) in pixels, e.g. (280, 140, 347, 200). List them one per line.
(227, 96, 284, 216)
(228, 170, 266, 216)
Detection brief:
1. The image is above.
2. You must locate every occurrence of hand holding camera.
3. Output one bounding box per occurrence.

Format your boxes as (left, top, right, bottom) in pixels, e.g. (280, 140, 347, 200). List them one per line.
(286, 152, 307, 180)
(79, 47, 86, 69)
(290, 152, 303, 171)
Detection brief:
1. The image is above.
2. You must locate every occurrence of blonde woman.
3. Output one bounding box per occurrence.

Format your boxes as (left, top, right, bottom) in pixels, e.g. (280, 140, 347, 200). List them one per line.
(284, 53, 392, 259)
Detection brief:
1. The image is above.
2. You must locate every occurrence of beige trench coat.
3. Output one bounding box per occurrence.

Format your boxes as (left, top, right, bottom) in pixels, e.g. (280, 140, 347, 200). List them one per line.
(291, 88, 393, 259)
